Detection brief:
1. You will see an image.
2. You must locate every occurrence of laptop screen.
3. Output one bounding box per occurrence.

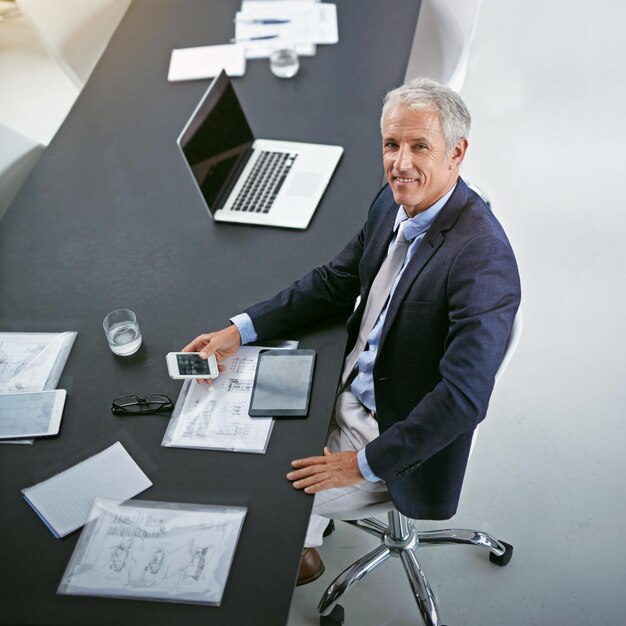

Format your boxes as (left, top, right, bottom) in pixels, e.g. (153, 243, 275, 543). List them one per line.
(178, 72, 254, 213)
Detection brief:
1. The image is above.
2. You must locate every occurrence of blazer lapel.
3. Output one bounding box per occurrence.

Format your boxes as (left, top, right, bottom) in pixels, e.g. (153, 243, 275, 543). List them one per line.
(379, 179, 470, 347)
(347, 192, 398, 346)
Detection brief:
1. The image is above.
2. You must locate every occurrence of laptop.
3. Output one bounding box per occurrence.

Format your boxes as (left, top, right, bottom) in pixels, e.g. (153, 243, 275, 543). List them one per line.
(177, 71, 343, 229)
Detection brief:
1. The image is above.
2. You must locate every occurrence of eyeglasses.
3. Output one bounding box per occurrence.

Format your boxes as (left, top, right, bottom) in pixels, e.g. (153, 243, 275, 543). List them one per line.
(111, 394, 174, 416)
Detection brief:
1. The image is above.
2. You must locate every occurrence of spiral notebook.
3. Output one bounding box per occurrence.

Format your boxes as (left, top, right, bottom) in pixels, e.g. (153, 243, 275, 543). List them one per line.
(22, 441, 152, 538)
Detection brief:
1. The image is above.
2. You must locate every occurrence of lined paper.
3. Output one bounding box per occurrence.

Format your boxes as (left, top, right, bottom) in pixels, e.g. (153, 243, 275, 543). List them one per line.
(22, 442, 152, 538)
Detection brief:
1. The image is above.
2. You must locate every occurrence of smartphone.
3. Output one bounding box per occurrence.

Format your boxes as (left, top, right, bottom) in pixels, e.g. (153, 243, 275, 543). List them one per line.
(248, 349, 316, 417)
(0, 389, 67, 439)
(166, 352, 219, 379)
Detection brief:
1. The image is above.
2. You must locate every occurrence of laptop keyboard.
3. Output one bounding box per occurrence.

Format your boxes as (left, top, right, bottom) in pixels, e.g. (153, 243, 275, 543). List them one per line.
(231, 150, 298, 213)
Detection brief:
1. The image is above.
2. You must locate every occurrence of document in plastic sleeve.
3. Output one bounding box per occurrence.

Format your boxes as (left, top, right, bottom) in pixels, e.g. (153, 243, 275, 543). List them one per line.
(58, 499, 246, 606)
(162, 344, 296, 453)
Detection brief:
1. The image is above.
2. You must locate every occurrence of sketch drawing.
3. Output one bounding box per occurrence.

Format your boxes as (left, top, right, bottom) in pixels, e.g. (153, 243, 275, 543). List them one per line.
(59, 499, 247, 606)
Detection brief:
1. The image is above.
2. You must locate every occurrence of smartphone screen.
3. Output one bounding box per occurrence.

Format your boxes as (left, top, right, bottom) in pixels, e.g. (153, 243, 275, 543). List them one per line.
(248, 349, 316, 417)
(176, 353, 213, 375)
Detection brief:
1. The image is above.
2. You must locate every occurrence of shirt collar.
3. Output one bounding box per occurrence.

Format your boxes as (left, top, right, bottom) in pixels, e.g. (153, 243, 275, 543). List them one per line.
(393, 183, 457, 242)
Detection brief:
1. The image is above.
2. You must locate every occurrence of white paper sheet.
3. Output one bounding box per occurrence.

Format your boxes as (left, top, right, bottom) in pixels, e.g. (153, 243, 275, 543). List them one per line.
(162, 345, 296, 453)
(168, 44, 246, 81)
(58, 499, 247, 606)
(22, 442, 152, 538)
(236, 1, 338, 59)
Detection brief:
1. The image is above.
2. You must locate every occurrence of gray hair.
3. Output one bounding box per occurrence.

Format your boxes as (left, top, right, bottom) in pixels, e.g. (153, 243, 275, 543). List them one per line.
(381, 78, 471, 153)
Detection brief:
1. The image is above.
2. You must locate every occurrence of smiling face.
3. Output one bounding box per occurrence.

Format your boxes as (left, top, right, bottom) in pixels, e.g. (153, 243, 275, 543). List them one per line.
(382, 105, 468, 217)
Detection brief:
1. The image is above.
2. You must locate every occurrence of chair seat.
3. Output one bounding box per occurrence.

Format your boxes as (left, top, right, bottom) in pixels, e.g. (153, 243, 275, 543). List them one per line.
(322, 500, 394, 521)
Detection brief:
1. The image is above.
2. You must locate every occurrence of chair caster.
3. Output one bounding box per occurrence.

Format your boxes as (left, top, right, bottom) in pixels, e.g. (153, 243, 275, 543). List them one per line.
(323, 519, 335, 538)
(320, 604, 344, 625)
(489, 541, 513, 566)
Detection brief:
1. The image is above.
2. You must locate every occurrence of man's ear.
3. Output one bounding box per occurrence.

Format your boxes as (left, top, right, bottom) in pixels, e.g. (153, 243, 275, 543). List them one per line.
(448, 138, 468, 170)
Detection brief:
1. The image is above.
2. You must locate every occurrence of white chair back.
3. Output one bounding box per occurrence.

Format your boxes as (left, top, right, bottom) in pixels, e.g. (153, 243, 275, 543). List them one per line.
(468, 306, 522, 457)
(495, 308, 523, 383)
(0, 123, 44, 220)
(16, 0, 130, 88)
(404, 0, 483, 92)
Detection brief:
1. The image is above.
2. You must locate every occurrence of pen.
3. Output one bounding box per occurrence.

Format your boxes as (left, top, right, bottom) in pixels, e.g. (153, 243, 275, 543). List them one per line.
(234, 18, 291, 25)
(230, 34, 279, 42)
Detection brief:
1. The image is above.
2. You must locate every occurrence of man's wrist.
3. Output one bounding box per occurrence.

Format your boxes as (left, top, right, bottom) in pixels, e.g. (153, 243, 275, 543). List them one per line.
(357, 447, 382, 482)
(230, 313, 258, 345)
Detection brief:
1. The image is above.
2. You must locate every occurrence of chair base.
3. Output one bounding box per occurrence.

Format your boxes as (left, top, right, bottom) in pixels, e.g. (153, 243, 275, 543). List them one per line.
(318, 510, 512, 626)
(320, 605, 345, 626)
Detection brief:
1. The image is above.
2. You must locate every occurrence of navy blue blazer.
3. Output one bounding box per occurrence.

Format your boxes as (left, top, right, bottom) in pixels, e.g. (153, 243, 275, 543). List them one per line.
(246, 178, 521, 519)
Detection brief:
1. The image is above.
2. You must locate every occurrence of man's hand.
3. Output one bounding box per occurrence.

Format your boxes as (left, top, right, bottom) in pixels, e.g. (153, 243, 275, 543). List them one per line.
(287, 447, 366, 494)
(182, 325, 242, 382)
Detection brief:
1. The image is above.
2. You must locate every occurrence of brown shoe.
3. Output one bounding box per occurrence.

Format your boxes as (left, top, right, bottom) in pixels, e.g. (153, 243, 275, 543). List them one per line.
(297, 548, 325, 586)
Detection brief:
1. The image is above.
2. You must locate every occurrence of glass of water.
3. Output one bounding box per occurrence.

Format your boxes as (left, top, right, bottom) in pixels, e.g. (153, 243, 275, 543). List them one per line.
(103, 309, 142, 356)
(269, 48, 299, 78)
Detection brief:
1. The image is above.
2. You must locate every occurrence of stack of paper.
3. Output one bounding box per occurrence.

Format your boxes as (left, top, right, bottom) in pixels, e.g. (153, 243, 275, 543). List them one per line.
(167, 1, 338, 81)
(235, 1, 338, 59)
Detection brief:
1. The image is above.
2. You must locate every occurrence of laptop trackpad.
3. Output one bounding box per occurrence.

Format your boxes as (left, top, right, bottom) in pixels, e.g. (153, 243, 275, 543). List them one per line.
(286, 173, 323, 197)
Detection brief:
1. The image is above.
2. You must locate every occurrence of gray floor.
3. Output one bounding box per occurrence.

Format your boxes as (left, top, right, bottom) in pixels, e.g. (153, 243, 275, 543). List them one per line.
(288, 1, 626, 625)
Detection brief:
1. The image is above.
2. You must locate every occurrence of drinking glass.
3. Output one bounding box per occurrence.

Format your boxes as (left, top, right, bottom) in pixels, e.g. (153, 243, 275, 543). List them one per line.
(103, 309, 142, 356)
(269, 48, 299, 78)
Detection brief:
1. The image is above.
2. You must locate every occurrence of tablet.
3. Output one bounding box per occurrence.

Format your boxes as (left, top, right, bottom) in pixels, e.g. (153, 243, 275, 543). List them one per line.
(0, 390, 66, 439)
(248, 349, 316, 417)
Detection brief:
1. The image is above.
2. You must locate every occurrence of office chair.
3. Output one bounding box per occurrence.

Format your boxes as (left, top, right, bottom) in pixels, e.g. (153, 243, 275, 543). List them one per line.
(15, 0, 130, 88)
(466, 182, 491, 210)
(404, 0, 483, 92)
(318, 307, 523, 626)
(0, 2, 20, 22)
(0, 123, 44, 220)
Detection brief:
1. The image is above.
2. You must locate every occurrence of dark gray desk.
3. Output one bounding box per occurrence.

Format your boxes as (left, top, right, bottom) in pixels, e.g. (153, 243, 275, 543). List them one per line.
(0, 1, 421, 624)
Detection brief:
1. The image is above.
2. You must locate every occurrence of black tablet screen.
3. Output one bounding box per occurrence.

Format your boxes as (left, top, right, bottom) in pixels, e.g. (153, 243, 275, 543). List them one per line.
(249, 350, 315, 417)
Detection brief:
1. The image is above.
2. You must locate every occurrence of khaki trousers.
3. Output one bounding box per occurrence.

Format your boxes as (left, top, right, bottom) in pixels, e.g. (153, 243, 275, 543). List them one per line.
(304, 388, 391, 548)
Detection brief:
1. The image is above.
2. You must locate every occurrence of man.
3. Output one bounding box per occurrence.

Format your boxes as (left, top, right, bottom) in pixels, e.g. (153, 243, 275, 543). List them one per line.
(183, 78, 521, 585)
